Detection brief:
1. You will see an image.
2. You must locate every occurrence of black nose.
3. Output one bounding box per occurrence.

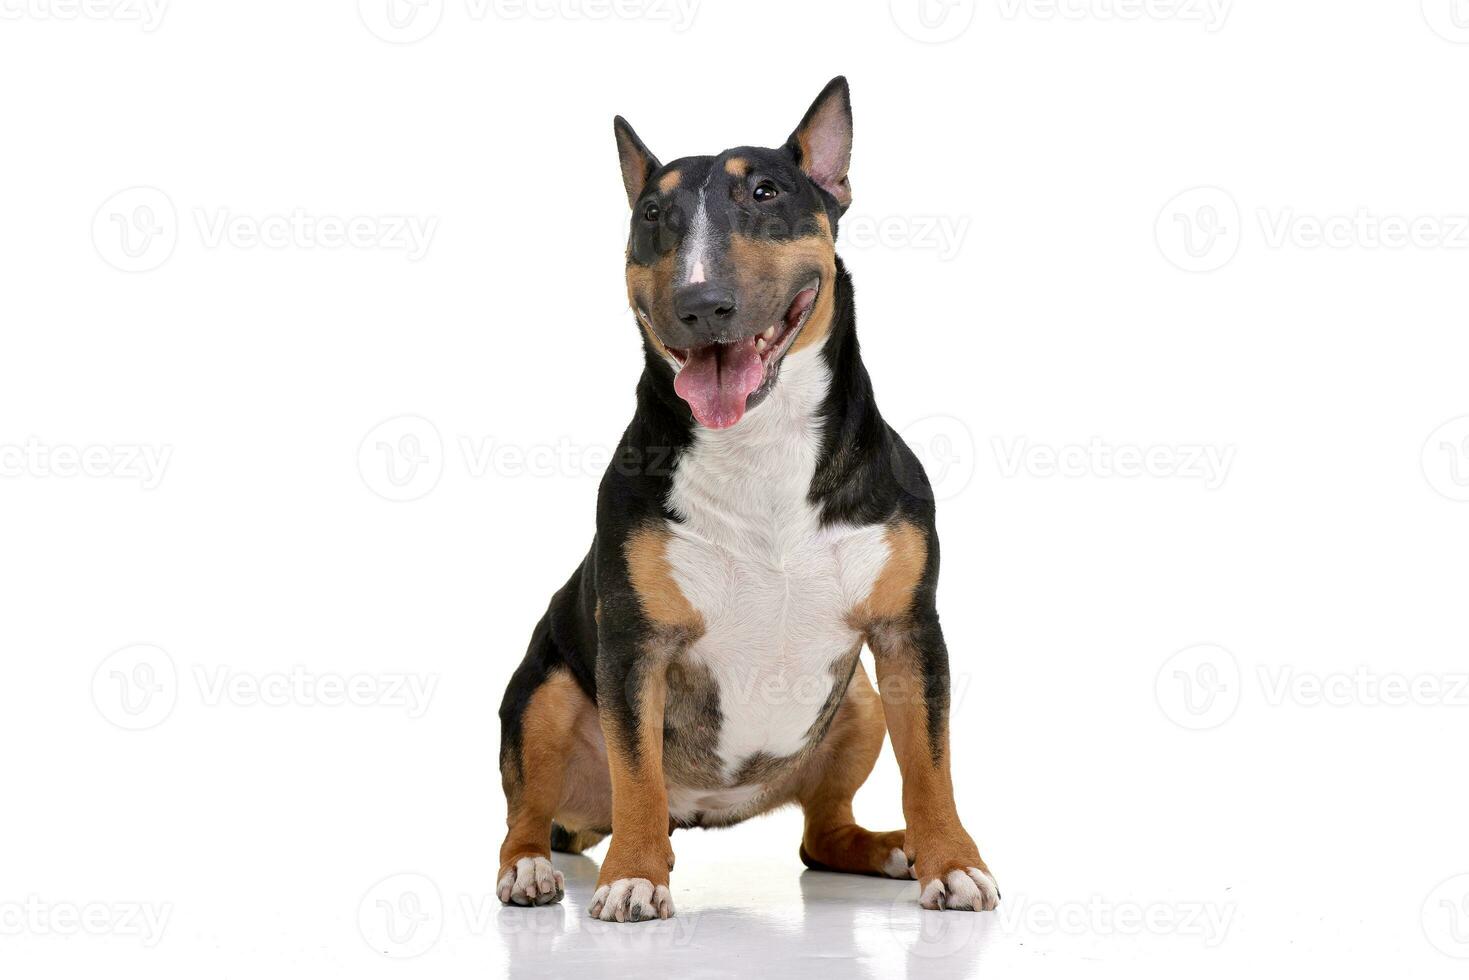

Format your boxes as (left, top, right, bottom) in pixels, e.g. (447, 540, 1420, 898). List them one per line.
(674, 284, 737, 328)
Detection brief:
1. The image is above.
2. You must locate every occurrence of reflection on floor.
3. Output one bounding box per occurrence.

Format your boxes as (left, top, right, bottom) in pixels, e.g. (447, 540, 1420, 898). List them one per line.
(494, 851, 1003, 980)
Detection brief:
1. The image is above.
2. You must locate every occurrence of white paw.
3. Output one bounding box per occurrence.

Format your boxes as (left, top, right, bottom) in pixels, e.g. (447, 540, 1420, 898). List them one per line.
(918, 867, 1000, 912)
(883, 848, 915, 880)
(587, 878, 674, 922)
(497, 855, 565, 907)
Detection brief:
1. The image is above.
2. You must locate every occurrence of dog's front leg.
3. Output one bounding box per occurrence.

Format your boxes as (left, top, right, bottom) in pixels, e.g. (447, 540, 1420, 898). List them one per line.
(871, 611, 999, 912)
(588, 638, 676, 922)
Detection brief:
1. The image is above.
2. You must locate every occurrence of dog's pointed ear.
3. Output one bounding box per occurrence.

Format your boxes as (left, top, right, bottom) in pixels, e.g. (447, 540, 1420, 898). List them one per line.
(614, 116, 661, 208)
(786, 76, 853, 213)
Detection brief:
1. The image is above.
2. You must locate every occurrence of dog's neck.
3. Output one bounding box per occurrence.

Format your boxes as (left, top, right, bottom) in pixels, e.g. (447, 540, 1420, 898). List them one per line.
(665, 345, 832, 548)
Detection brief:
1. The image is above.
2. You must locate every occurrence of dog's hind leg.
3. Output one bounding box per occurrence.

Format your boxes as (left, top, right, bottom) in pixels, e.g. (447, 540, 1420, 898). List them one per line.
(795, 663, 911, 879)
(550, 823, 607, 855)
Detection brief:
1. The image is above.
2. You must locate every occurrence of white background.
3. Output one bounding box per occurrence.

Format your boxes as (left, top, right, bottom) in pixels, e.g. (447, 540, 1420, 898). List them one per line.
(3, 1, 1468, 977)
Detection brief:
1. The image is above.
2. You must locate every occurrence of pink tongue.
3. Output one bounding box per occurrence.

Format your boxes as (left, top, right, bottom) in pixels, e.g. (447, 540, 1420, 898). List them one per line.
(673, 337, 765, 429)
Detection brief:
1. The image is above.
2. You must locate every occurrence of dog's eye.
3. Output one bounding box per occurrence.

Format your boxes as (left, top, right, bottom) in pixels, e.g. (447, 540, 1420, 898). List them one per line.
(753, 181, 779, 203)
(642, 201, 660, 223)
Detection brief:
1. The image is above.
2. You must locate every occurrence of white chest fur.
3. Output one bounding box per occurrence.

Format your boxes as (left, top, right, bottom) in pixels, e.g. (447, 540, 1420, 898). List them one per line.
(662, 349, 891, 795)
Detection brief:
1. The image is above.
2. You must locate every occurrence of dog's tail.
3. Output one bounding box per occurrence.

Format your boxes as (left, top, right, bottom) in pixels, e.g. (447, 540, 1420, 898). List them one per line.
(550, 822, 606, 855)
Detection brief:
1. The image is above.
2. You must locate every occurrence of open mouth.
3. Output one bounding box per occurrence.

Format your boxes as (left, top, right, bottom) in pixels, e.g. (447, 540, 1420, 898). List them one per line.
(664, 281, 819, 430)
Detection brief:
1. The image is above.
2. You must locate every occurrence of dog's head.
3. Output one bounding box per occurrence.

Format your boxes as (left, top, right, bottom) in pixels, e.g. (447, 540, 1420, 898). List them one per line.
(615, 77, 853, 430)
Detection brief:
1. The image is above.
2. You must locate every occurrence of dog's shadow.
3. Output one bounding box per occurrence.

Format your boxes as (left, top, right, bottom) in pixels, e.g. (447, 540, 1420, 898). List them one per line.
(495, 853, 997, 977)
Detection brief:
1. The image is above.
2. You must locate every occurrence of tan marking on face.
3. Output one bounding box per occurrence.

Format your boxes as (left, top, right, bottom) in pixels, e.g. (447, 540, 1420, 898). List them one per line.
(657, 169, 682, 194)
(625, 526, 704, 634)
(626, 249, 679, 359)
(723, 157, 749, 178)
(851, 522, 927, 630)
(725, 211, 837, 355)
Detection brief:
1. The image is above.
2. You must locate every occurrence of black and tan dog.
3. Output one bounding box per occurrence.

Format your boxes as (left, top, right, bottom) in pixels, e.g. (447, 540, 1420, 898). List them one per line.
(497, 77, 998, 922)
